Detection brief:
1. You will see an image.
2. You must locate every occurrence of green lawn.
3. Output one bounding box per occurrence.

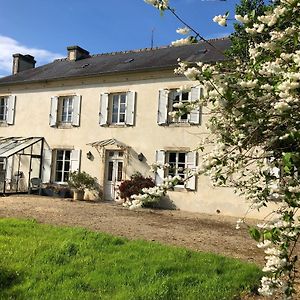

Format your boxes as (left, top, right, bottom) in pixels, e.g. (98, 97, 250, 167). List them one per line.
(0, 218, 261, 300)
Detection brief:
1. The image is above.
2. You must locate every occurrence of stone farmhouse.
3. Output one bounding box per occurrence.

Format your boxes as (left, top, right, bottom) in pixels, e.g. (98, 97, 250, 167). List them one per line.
(0, 38, 267, 217)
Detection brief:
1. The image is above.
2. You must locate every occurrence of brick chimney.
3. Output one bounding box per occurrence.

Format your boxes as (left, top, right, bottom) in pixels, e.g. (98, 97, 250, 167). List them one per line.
(12, 54, 36, 75)
(67, 46, 90, 61)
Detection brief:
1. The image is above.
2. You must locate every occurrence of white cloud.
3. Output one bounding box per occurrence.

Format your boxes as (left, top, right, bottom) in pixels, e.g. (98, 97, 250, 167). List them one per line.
(0, 35, 63, 77)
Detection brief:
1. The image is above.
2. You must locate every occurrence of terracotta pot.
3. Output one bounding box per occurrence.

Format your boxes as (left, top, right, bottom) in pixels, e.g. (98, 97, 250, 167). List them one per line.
(73, 190, 85, 201)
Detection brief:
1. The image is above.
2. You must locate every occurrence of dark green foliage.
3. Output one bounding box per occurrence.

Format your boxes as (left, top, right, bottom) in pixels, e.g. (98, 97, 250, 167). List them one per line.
(0, 218, 262, 300)
(227, 0, 266, 59)
(119, 173, 155, 201)
(249, 227, 261, 242)
(68, 171, 97, 192)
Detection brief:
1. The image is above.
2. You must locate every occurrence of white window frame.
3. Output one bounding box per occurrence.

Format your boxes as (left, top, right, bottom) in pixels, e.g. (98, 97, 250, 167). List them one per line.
(168, 90, 190, 123)
(50, 95, 81, 127)
(166, 151, 187, 186)
(0, 96, 8, 122)
(59, 96, 74, 124)
(157, 87, 201, 126)
(99, 91, 135, 126)
(155, 150, 197, 190)
(110, 93, 127, 124)
(54, 149, 71, 183)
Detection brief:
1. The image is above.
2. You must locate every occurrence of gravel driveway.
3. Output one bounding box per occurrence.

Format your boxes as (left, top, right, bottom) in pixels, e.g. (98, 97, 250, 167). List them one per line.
(0, 194, 264, 264)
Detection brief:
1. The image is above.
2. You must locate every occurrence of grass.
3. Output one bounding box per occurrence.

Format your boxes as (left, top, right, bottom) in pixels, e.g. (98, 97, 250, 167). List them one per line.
(0, 218, 262, 300)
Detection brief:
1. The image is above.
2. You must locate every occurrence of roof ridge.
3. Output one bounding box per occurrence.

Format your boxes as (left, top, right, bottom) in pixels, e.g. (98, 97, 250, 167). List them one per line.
(53, 37, 229, 62)
(91, 45, 172, 57)
(91, 37, 229, 57)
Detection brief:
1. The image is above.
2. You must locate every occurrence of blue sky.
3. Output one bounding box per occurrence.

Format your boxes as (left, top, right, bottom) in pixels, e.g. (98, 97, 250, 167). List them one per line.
(0, 0, 241, 77)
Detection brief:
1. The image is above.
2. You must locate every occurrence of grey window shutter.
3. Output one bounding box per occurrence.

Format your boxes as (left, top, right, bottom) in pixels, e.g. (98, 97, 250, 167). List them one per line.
(189, 87, 201, 125)
(125, 91, 136, 125)
(42, 149, 52, 183)
(49, 96, 58, 127)
(70, 149, 81, 172)
(72, 95, 81, 126)
(99, 93, 109, 126)
(155, 150, 165, 185)
(7, 95, 16, 125)
(157, 89, 169, 125)
(185, 151, 197, 190)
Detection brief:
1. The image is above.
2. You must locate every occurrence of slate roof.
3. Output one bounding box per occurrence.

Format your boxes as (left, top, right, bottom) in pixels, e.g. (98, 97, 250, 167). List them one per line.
(0, 38, 230, 86)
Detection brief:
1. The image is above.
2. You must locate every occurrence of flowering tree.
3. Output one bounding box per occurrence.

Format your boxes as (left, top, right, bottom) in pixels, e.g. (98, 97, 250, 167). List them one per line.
(136, 0, 300, 298)
(227, 0, 266, 59)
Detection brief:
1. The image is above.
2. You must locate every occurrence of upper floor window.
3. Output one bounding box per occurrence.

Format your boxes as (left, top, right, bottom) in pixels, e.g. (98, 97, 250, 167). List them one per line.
(99, 91, 136, 126)
(49, 95, 81, 127)
(0, 97, 8, 121)
(168, 90, 190, 123)
(0, 95, 15, 125)
(60, 97, 73, 123)
(157, 87, 202, 126)
(111, 93, 126, 124)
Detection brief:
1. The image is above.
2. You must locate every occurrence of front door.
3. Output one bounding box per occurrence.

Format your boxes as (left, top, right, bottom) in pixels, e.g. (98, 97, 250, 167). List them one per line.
(104, 150, 124, 200)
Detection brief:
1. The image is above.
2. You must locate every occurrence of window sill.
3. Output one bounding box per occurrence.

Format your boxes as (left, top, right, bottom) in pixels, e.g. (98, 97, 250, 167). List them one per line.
(158, 123, 198, 127)
(56, 123, 75, 129)
(171, 186, 196, 192)
(106, 124, 133, 128)
(168, 122, 192, 127)
(0, 122, 8, 127)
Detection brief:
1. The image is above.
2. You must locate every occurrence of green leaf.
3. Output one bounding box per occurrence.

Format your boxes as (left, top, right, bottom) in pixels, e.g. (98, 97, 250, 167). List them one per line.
(249, 227, 261, 242)
(264, 231, 273, 241)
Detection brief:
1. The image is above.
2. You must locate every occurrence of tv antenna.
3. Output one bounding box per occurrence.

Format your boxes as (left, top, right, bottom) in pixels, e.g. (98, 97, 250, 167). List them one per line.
(151, 28, 155, 49)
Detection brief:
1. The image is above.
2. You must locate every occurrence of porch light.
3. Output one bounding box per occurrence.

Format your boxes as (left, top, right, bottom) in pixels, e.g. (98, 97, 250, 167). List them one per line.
(86, 151, 93, 160)
(138, 153, 144, 162)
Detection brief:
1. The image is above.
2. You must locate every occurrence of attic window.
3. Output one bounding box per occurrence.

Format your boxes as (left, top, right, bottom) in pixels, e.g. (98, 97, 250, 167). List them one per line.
(81, 63, 90, 68)
(124, 58, 134, 63)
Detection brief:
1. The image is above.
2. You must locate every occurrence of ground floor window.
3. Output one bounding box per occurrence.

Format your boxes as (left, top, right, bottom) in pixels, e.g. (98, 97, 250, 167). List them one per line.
(0, 158, 5, 172)
(155, 150, 196, 190)
(166, 152, 187, 185)
(0, 158, 5, 182)
(55, 150, 71, 183)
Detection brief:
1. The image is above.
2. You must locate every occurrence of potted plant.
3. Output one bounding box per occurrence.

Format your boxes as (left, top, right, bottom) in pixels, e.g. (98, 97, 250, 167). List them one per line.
(68, 171, 96, 200)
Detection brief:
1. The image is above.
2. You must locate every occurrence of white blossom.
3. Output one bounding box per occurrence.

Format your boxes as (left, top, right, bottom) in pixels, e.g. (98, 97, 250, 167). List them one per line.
(257, 240, 272, 249)
(184, 67, 201, 81)
(213, 14, 227, 27)
(235, 14, 250, 23)
(144, 0, 169, 10)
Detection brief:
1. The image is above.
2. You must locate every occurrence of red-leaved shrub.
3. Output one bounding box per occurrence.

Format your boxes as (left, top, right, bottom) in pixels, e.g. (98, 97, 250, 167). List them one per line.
(119, 173, 155, 201)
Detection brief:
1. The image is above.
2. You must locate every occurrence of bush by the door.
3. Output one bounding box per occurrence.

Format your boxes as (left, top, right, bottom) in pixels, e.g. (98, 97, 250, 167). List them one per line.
(119, 173, 155, 202)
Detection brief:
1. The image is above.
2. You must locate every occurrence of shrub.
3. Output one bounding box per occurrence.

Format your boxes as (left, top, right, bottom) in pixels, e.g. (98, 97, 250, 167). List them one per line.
(68, 171, 97, 192)
(119, 173, 155, 201)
